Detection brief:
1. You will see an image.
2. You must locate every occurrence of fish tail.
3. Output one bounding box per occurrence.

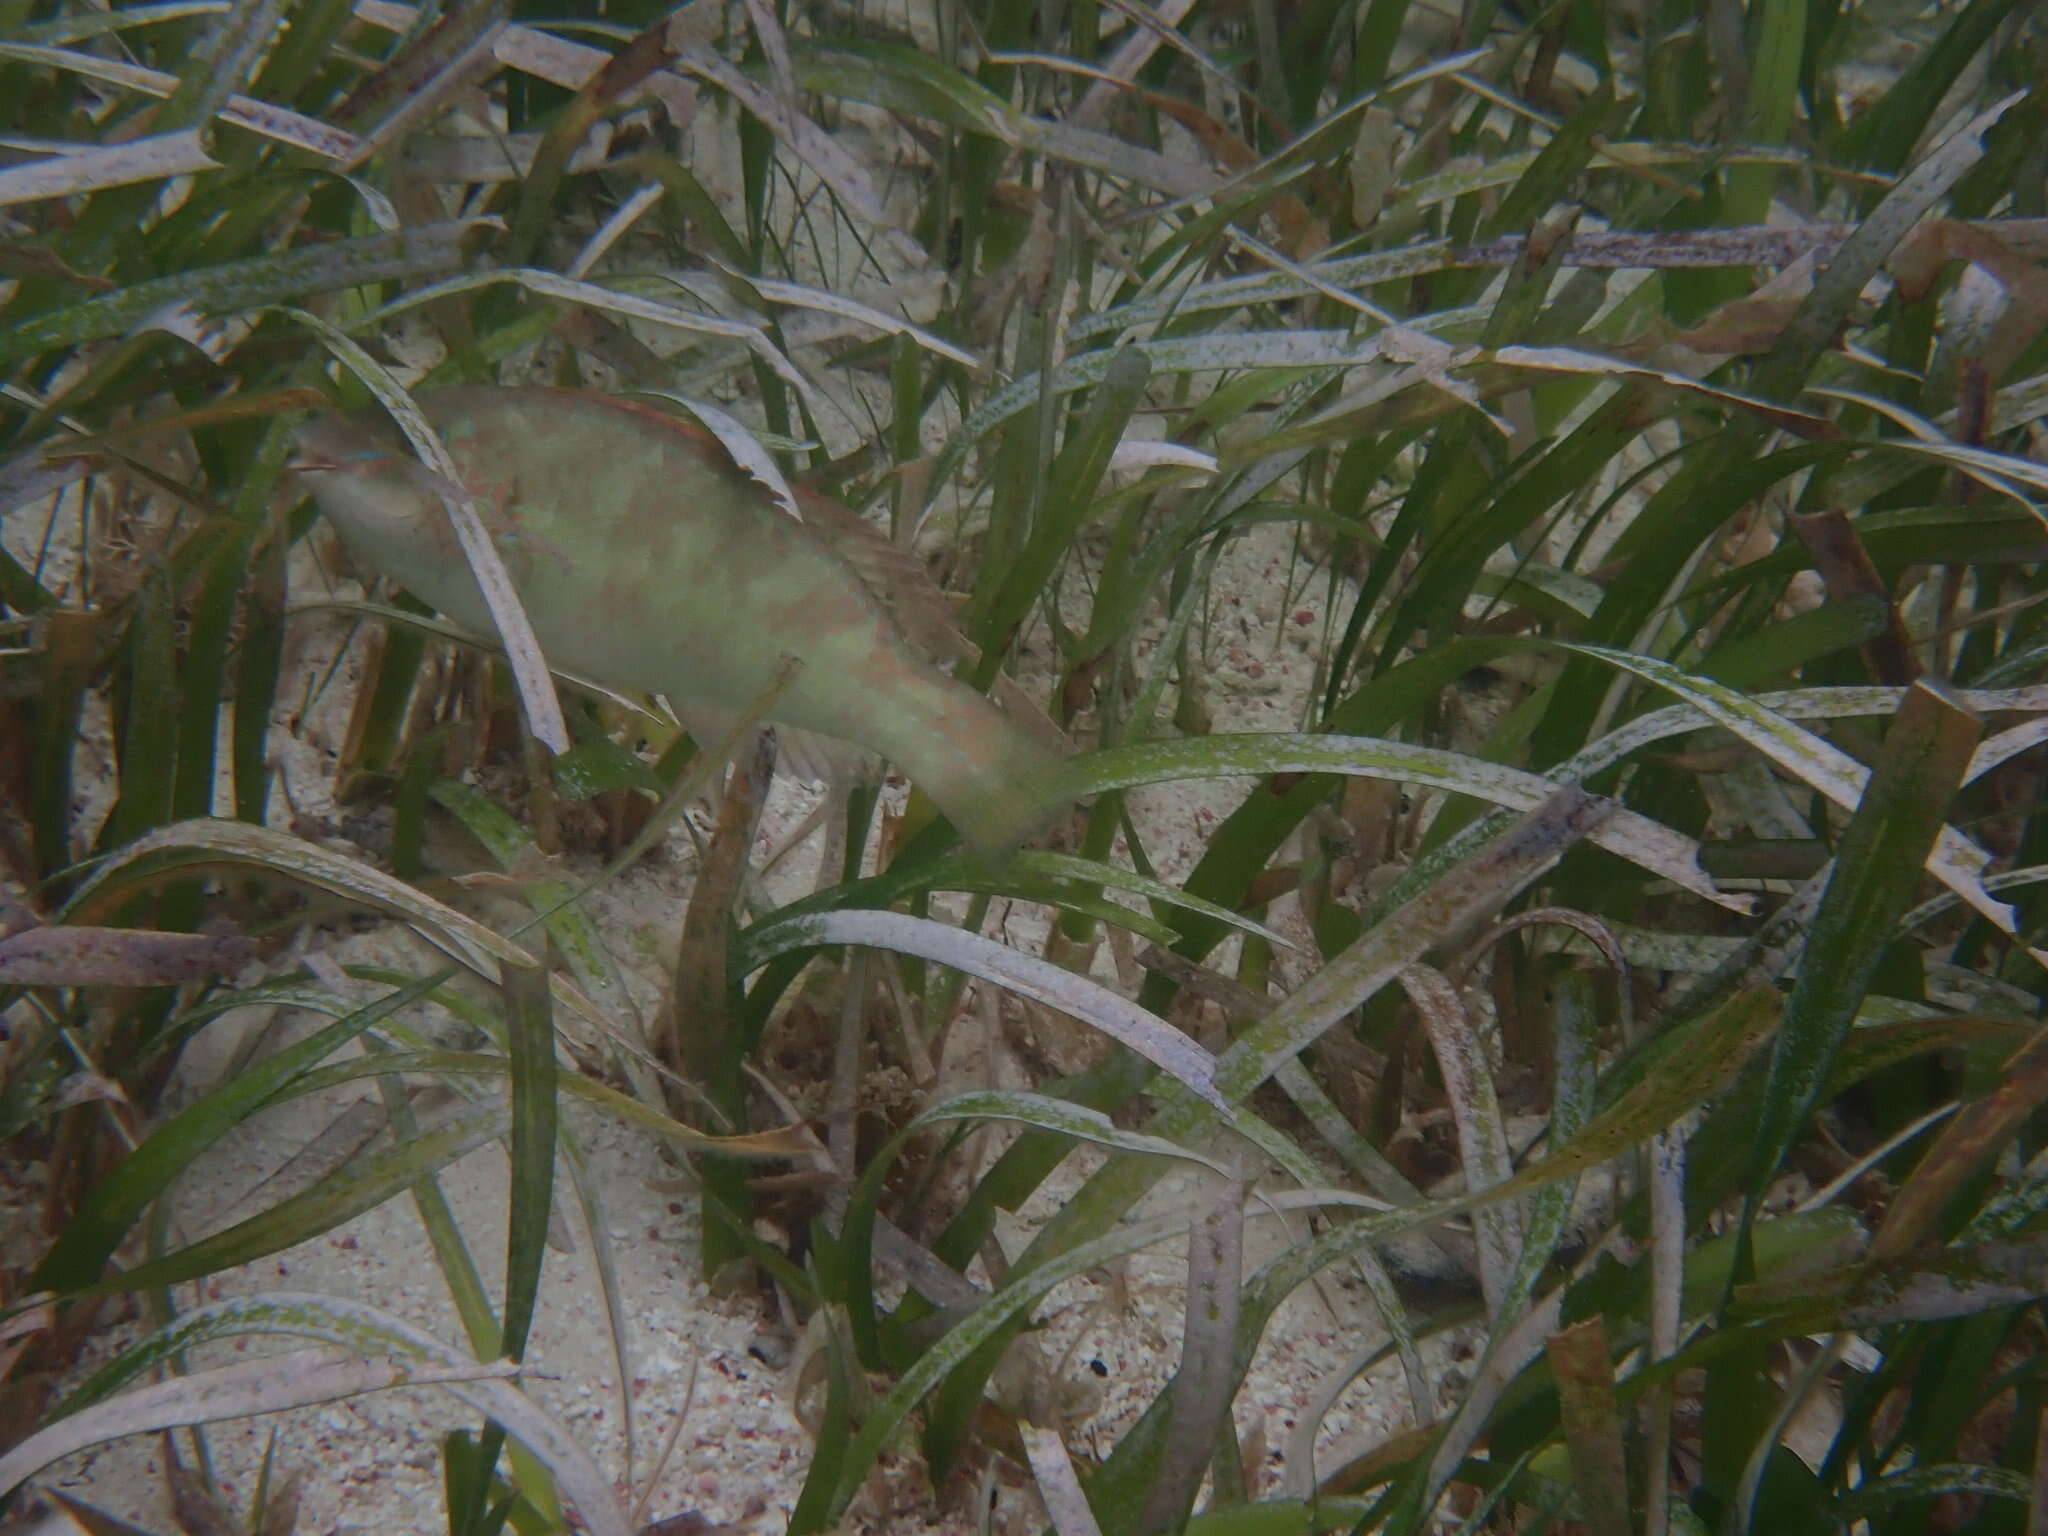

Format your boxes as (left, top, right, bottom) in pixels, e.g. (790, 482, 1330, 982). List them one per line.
(886, 687, 1075, 853)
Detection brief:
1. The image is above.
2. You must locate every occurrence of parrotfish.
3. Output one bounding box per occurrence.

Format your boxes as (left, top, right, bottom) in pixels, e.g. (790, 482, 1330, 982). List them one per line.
(294, 386, 1070, 851)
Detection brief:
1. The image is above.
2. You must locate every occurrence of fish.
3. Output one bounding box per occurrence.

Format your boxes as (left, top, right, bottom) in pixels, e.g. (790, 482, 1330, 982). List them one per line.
(293, 386, 1072, 851)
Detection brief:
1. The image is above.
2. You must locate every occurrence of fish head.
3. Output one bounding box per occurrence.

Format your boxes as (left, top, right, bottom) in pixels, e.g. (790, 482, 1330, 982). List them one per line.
(292, 411, 469, 590)
(293, 410, 388, 470)
(293, 411, 469, 500)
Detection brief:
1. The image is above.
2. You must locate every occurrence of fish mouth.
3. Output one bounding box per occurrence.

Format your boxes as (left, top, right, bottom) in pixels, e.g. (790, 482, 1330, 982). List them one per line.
(290, 431, 474, 505)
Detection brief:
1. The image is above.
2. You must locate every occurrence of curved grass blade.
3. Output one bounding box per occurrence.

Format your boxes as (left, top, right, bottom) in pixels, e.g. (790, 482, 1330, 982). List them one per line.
(792, 1210, 1188, 1532)
(30, 968, 455, 1292)
(817, 984, 1778, 1531)
(830, 1090, 1240, 1384)
(0, 926, 255, 986)
(745, 907, 1225, 1110)
(1731, 1231, 2048, 1331)
(1845, 0, 2026, 173)
(1403, 964, 1520, 1318)
(0, 222, 474, 364)
(498, 956, 555, 1364)
(0, 1347, 524, 1498)
(1871, 1029, 2048, 1263)
(58, 820, 532, 976)
(354, 268, 828, 422)
(0, 130, 220, 207)
(78, 1102, 511, 1295)
(1021, 1420, 1105, 1536)
(227, 1049, 812, 1159)
(11, 2, 231, 44)
(930, 793, 1614, 1485)
(912, 1091, 1237, 1175)
(1742, 683, 1981, 1240)
(1546, 1317, 1632, 1536)
(427, 779, 649, 1086)
(1754, 90, 2027, 401)
(43, 1291, 629, 1536)
(709, 264, 983, 369)
(1563, 646, 2037, 958)
(288, 599, 657, 716)
(1078, 734, 1733, 910)
(1266, 988, 1783, 1525)
(1137, 1172, 1246, 1536)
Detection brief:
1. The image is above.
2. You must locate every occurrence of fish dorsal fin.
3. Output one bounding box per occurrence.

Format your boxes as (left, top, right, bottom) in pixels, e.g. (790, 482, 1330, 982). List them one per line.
(661, 394, 805, 523)
(793, 490, 975, 667)
(796, 491, 1072, 753)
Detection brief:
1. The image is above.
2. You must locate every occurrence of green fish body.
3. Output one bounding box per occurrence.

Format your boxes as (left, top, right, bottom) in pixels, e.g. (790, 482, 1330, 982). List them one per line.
(295, 387, 1068, 850)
